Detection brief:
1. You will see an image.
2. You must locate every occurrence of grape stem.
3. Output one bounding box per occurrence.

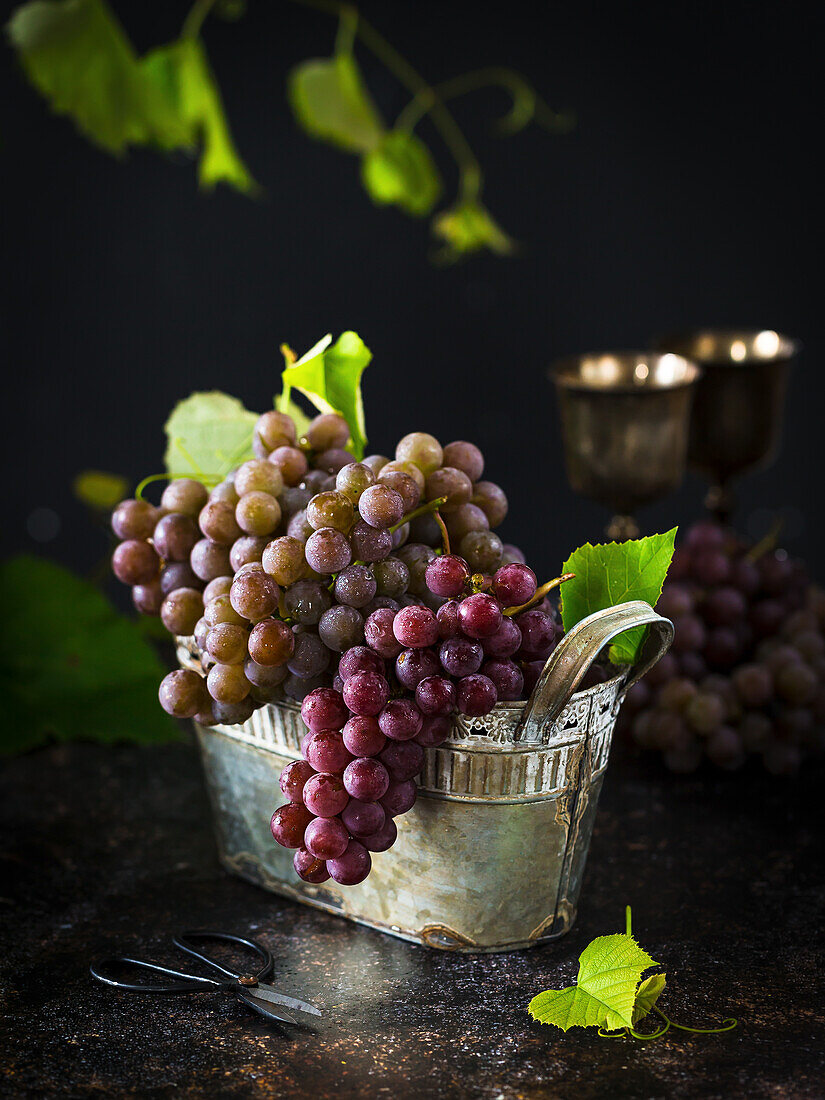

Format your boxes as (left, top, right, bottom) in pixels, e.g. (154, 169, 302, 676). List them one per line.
(434, 510, 451, 556)
(503, 573, 575, 617)
(135, 471, 221, 500)
(390, 496, 448, 532)
(744, 516, 783, 564)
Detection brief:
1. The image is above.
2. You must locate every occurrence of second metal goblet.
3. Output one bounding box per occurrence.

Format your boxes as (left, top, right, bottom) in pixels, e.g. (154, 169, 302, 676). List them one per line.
(654, 329, 800, 520)
(550, 351, 702, 539)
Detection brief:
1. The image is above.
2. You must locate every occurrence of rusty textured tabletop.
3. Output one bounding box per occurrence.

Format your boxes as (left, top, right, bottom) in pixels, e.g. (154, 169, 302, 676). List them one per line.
(1, 739, 824, 1100)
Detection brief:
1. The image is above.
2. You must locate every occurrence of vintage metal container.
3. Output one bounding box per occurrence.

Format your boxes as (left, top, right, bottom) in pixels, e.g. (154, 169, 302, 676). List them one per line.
(186, 601, 673, 953)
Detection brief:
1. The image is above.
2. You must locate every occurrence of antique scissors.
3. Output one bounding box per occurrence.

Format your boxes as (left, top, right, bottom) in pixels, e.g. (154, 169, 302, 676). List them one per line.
(90, 930, 322, 1027)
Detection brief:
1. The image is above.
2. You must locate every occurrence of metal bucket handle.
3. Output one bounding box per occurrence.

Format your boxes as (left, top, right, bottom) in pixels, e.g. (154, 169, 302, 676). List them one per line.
(514, 601, 674, 744)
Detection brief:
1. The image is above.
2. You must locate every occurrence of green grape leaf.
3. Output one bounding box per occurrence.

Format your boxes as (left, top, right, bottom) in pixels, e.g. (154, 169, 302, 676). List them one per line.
(141, 36, 257, 194)
(431, 198, 515, 262)
(164, 391, 259, 479)
(7, 0, 188, 154)
(528, 933, 658, 1033)
(361, 129, 442, 216)
(280, 331, 372, 459)
(632, 973, 667, 1026)
(288, 53, 384, 153)
(73, 469, 129, 509)
(0, 556, 177, 755)
(560, 529, 677, 664)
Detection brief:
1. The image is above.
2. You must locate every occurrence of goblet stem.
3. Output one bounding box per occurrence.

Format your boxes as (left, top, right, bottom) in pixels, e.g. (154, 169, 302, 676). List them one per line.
(606, 514, 640, 541)
(704, 480, 736, 524)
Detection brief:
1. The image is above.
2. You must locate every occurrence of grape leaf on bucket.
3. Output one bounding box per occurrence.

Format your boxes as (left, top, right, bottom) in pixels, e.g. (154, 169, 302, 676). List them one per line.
(164, 391, 258, 479)
(0, 556, 176, 754)
(528, 934, 658, 1032)
(561, 528, 677, 663)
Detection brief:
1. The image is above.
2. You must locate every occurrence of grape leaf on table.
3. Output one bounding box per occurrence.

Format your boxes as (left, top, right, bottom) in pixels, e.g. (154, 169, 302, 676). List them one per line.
(7, 0, 188, 155)
(164, 391, 258, 479)
(141, 37, 257, 194)
(632, 973, 667, 1026)
(280, 332, 372, 459)
(528, 933, 658, 1032)
(361, 130, 442, 216)
(561, 529, 677, 664)
(288, 53, 384, 153)
(0, 556, 176, 755)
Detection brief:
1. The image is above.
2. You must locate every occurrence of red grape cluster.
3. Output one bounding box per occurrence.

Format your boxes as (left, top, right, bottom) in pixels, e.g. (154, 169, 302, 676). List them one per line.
(270, 558, 561, 885)
(621, 519, 825, 775)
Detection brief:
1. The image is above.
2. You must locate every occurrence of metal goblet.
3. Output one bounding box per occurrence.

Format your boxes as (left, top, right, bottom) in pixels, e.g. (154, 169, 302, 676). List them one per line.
(550, 351, 702, 539)
(654, 329, 800, 521)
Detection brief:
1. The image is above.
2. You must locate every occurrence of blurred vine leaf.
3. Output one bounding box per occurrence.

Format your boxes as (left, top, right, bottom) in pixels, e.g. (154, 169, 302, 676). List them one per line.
(164, 391, 258, 478)
(432, 198, 515, 261)
(288, 53, 384, 153)
(142, 36, 257, 193)
(7, 0, 187, 153)
(7, 0, 255, 192)
(280, 331, 372, 459)
(0, 555, 177, 755)
(361, 130, 442, 216)
(8, 0, 572, 256)
(73, 469, 129, 509)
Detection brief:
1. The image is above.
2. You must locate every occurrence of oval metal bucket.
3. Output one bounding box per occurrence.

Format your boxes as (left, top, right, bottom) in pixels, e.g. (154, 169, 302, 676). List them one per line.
(186, 601, 673, 952)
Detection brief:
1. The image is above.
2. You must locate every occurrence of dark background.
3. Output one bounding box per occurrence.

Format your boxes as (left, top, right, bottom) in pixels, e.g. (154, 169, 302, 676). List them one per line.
(2, 0, 821, 580)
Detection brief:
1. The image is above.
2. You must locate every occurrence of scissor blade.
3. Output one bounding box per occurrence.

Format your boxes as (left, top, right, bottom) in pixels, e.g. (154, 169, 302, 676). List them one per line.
(249, 982, 324, 1018)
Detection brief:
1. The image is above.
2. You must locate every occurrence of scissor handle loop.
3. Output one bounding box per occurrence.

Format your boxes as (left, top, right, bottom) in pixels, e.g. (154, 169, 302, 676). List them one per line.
(173, 930, 273, 983)
(89, 955, 221, 993)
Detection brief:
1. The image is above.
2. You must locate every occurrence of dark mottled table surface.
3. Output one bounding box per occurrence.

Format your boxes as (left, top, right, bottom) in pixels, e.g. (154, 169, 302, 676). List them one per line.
(2, 739, 823, 1099)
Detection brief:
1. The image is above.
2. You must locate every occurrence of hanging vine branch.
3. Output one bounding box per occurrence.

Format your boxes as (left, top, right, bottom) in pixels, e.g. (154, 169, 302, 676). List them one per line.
(5, 0, 573, 262)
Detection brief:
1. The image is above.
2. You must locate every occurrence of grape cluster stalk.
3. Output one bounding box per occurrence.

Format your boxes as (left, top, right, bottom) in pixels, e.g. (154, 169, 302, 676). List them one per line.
(620, 519, 825, 775)
(110, 414, 562, 885)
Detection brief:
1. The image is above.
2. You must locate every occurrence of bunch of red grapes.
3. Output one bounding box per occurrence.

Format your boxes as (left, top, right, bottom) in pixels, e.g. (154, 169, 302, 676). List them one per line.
(621, 519, 825, 775)
(109, 411, 561, 885)
(271, 558, 560, 886)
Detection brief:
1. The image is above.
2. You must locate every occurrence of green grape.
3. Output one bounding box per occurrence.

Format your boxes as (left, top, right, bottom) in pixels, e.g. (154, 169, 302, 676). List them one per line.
(459, 530, 503, 574)
(442, 440, 484, 482)
(234, 459, 284, 498)
(336, 463, 375, 503)
(254, 410, 297, 452)
(424, 467, 472, 513)
(205, 622, 249, 664)
(471, 481, 508, 527)
(198, 501, 242, 545)
(159, 669, 206, 718)
(230, 571, 280, 623)
(395, 432, 443, 475)
(160, 587, 203, 636)
(378, 471, 420, 513)
(269, 446, 308, 486)
(262, 536, 306, 586)
(235, 491, 282, 536)
(248, 619, 294, 666)
(160, 478, 209, 517)
(306, 490, 354, 532)
(207, 662, 251, 704)
(379, 460, 425, 492)
(209, 480, 240, 506)
(205, 593, 247, 627)
(305, 413, 350, 451)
